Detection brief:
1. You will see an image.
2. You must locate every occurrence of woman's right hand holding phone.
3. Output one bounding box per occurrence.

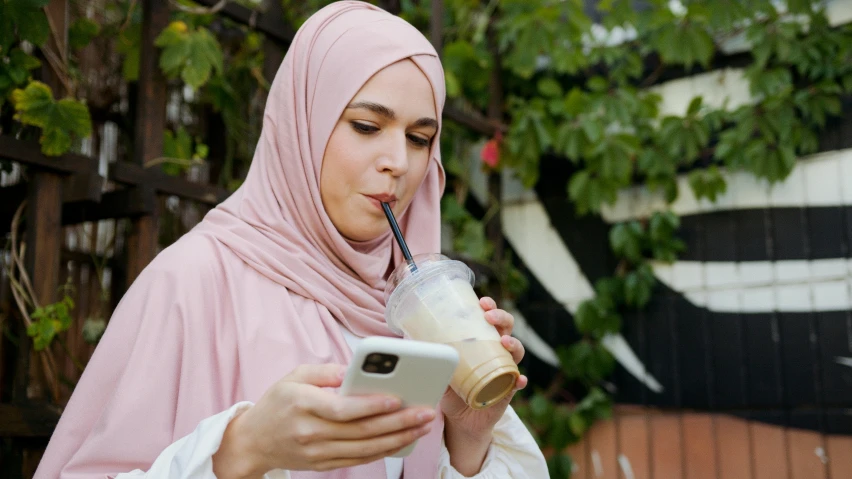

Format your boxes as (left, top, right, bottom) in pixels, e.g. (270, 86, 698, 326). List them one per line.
(212, 364, 435, 478)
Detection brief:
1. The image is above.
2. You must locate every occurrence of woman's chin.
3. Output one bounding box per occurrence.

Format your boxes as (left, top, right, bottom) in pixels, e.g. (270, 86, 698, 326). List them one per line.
(338, 220, 387, 243)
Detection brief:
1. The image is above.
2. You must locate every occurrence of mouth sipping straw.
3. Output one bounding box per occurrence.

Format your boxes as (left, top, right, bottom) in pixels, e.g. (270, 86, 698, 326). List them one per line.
(381, 202, 417, 272)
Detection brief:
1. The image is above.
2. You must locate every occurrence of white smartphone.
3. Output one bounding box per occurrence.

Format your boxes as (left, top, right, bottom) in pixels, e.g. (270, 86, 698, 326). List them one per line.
(340, 336, 459, 458)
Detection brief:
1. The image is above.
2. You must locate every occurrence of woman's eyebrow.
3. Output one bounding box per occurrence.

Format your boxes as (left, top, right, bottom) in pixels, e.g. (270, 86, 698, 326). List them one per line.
(347, 101, 396, 119)
(347, 101, 438, 129)
(412, 117, 439, 130)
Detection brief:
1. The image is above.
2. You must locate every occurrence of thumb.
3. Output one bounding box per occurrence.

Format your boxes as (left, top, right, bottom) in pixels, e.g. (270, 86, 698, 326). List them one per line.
(284, 363, 346, 388)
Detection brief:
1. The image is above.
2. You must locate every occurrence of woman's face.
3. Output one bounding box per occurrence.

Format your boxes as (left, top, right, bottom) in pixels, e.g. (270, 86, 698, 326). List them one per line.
(320, 59, 438, 242)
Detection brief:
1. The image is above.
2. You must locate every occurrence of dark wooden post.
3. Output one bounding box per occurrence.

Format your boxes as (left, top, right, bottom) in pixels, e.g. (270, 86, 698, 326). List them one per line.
(17, 0, 69, 404)
(485, 11, 504, 303)
(126, 0, 169, 284)
(379, 0, 402, 14)
(431, 0, 443, 54)
(7, 3, 70, 475)
(262, 0, 286, 91)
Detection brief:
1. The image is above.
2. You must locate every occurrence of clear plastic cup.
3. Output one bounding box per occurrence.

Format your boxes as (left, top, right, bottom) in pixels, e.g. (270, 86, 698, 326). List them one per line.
(385, 253, 519, 409)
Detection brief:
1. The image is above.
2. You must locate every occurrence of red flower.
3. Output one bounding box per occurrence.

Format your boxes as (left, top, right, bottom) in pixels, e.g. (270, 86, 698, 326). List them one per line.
(480, 133, 501, 168)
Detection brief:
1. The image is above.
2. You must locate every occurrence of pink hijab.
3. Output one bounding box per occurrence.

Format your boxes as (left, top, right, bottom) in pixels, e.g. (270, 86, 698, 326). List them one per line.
(35, 2, 446, 478)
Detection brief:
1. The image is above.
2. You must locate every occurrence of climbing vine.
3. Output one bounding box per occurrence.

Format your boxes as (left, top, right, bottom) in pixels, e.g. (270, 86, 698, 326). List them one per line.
(0, 0, 268, 380)
(427, 1, 852, 475)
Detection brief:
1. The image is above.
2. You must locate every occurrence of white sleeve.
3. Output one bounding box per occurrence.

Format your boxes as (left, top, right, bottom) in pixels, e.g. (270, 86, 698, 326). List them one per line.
(437, 406, 549, 478)
(113, 402, 290, 479)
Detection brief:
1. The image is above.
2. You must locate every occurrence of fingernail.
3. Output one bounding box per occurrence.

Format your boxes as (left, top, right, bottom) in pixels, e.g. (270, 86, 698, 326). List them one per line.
(417, 410, 436, 422)
(386, 398, 400, 410)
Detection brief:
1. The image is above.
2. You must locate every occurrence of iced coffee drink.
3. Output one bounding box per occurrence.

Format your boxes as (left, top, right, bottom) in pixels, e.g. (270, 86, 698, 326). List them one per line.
(385, 254, 519, 409)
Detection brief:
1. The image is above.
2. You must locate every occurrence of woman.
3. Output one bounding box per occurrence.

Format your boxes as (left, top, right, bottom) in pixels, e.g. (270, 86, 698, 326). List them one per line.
(35, 2, 548, 478)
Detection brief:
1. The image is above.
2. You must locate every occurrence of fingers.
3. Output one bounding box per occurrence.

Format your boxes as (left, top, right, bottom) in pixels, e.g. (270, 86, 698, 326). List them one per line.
(334, 407, 436, 440)
(485, 308, 515, 336)
(302, 389, 402, 423)
(316, 423, 432, 461)
(479, 296, 498, 311)
(501, 335, 525, 365)
(285, 364, 347, 388)
(310, 439, 421, 472)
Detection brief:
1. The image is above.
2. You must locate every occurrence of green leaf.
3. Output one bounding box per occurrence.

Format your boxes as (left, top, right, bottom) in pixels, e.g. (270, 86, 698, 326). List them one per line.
(194, 142, 209, 160)
(529, 393, 553, 429)
(445, 70, 461, 98)
(440, 195, 472, 226)
(581, 119, 603, 143)
(7, 66, 27, 86)
(11, 81, 92, 156)
(182, 59, 212, 91)
(162, 128, 189, 171)
(12, 0, 50, 46)
(558, 340, 617, 382)
(688, 166, 728, 202)
(537, 77, 563, 98)
(568, 412, 587, 436)
(547, 453, 575, 479)
(10, 48, 42, 71)
(546, 411, 573, 450)
(564, 88, 587, 115)
(568, 168, 618, 215)
(609, 221, 644, 263)
(594, 277, 625, 310)
(587, 76, 609, 93)
(27, 291, 75, 351)
(649, 211, 680, 242)
(582, 387, 614, 420)
(624, 264, 655, 308)
(687, 96, 703, 116)
(686, 25, 715, 68)
(454, 219, 493, 262)
(12, 81, 55, 128)
(652, 20, 715, 69)
(504, 261, 530, 298)
(748, 67, 793, 98)
(55, 99, 92, 136)
(69, 17, 100, 50)
(156, 22, 223, 89)
(573, 299, 622, 339)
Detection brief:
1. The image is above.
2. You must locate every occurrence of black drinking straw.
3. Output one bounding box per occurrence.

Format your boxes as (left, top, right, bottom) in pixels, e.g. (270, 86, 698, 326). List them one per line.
(381, 202, 417, 272)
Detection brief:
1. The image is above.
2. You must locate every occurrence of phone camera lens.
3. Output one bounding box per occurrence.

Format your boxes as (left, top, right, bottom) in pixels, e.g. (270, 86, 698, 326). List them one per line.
(367, 354, 383, 363)
(361, 353, 399, 374)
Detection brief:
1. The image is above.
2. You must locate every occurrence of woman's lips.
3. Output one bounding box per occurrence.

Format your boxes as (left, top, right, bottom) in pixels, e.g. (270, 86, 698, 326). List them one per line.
(364, 194, 397, 210)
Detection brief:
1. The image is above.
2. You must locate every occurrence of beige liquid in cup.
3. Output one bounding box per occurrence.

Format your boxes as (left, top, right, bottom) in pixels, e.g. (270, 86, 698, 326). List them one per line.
(386, 258, 520, 409)
(447, 340, 519, 408)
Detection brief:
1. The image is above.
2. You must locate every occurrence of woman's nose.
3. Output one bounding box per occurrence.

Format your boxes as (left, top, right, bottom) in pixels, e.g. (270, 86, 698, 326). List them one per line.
(375, 132, 409, 176)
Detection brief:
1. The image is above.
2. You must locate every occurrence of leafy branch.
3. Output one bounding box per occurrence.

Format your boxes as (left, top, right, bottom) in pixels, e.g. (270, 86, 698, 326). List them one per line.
(423, 1, 851, 475)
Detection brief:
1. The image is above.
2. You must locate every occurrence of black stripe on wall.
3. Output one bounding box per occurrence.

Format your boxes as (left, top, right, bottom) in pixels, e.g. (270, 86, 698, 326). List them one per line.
(524, 153, 852, 435)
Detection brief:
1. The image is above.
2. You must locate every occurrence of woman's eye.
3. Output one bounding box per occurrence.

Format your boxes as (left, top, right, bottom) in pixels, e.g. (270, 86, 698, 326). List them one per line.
(407, 134, 430, 148)
(351, 121, 379, 134)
